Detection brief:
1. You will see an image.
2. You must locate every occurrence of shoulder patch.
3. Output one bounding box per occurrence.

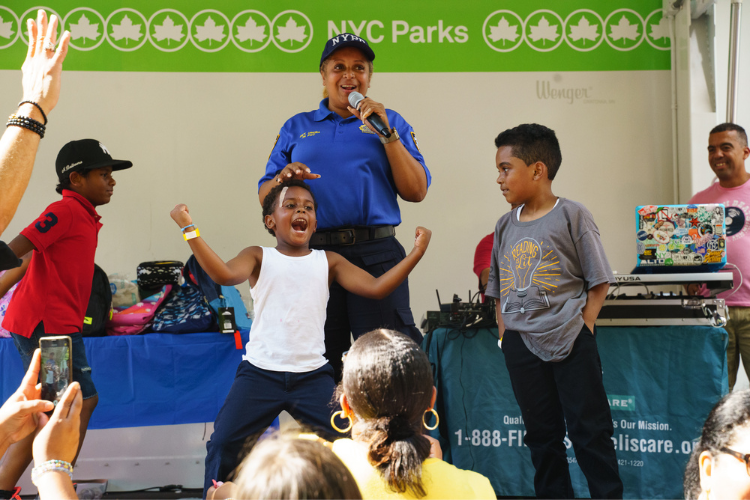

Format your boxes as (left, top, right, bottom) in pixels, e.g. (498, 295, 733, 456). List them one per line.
(268, 134, 280, 160)
(410, 131, 420, 152)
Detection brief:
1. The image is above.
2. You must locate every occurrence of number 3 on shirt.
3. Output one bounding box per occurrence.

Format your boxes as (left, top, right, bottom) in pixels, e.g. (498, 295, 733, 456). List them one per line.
(35, 212, 58, 233)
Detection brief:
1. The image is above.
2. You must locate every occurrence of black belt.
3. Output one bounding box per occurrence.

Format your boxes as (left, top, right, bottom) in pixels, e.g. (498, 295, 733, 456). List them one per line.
(310, 225, 395, 246)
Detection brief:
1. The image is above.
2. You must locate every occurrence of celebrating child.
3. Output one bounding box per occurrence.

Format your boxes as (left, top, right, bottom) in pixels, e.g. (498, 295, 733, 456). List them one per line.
(169, 179, 431, 496)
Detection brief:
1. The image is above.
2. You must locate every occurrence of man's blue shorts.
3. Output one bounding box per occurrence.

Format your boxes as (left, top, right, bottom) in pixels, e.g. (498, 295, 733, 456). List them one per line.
(11, 321, 98, 400)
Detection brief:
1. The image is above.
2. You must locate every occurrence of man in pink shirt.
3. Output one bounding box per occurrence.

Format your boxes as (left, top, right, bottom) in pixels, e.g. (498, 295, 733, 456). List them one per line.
(689, 123, 750, 390)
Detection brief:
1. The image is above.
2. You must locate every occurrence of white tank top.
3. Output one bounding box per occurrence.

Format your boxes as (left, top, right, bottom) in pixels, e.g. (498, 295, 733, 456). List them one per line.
(243, 247, 329, 372)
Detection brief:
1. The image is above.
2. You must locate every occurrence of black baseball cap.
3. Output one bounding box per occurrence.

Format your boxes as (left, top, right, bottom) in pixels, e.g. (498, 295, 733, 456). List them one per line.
(319, 33, 375, 67)
(56, 139, 133, 181)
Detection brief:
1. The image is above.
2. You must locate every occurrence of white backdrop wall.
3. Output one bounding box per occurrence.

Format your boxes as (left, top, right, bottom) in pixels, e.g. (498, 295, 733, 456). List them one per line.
(0, 69, 673, 325)
(689, 1, 750, 197)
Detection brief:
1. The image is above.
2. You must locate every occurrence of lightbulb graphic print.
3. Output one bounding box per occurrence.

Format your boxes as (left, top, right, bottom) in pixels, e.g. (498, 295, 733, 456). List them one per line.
(499, 237, 560, 314)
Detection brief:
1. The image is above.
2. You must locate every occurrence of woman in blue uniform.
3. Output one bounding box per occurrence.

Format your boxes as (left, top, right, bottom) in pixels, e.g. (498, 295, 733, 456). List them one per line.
(258, 33, 430, 379)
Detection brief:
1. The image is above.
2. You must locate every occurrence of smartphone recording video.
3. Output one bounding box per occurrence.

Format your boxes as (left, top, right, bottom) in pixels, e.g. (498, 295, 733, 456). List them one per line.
(39, 336, 72, 412)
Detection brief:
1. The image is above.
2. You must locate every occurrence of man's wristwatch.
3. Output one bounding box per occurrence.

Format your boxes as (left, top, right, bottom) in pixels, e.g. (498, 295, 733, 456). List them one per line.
(380, 128, 400, 145)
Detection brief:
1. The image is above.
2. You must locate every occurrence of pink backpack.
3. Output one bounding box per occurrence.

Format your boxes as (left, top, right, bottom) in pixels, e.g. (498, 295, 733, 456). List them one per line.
(106, 285, 172, 336)
(0, 271, 19, 338)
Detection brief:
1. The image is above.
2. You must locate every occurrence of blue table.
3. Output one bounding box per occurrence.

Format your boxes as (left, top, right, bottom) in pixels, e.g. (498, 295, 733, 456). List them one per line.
(1, 331, 250, 430)
(424, 326, 728, 500)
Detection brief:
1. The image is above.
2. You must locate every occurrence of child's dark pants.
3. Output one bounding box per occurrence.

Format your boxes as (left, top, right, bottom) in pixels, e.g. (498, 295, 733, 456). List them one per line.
(502, 325, 623, 499)
(202, 361, 336, 497)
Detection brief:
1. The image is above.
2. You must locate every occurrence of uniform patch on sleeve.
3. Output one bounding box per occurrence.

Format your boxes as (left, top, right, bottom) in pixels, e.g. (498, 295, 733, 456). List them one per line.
(411, 131, 420, 152)
(268, 134, 280, 160)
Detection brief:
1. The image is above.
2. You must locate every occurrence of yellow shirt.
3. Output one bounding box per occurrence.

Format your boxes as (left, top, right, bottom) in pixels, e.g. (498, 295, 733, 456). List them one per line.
(332, 439, 496, 500)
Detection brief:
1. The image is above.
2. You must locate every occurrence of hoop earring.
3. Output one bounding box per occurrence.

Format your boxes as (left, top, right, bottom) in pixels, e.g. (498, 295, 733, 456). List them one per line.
(423, 409, 439, 431)
(331, 410, 353, 433)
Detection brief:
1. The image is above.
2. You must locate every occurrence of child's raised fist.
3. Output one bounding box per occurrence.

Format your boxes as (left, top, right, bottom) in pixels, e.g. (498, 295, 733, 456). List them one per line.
(414, 226, 431, 253)
(170, 204, 193, 228)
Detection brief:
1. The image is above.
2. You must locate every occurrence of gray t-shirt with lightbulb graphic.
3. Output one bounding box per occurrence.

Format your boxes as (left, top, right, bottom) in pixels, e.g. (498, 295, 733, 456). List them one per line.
(486, 198, 615, 362)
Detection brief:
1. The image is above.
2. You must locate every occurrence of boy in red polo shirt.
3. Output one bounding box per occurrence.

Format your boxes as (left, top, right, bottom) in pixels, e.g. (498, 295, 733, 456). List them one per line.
(0, 139, 131, 497)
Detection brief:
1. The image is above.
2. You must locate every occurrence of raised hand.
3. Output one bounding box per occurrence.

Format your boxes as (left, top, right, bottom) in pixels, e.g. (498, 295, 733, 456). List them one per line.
(170, 203, 193, 228)
(21, 10, 71, 116)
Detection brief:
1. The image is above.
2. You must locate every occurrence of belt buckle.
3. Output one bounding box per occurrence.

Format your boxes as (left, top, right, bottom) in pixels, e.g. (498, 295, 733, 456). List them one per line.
(338, 229, 356, 245)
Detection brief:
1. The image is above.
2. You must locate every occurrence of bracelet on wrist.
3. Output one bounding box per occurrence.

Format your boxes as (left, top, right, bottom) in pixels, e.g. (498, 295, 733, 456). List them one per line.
(183, 228, 200, 241)
(6, 114, 45, 138)
(31, 460, 73, 485)
(181, 224, 195, 231)
(18, 100, 48, 125)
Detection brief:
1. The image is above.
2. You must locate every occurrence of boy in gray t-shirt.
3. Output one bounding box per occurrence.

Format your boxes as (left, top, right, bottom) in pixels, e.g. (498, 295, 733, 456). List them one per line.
(486, 124, 622, 499)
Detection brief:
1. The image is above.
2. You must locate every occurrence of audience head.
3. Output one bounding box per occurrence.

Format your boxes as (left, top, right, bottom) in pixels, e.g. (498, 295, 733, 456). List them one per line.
(339, 329, 436, 497)
(261, 179, 318, 236)
(494, 123, 562, 180)
(234, 432, 361, 500)
(684, 390, 750, 500)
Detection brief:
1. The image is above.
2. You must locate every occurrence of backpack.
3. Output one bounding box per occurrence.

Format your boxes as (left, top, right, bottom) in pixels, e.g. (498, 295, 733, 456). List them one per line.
(107, 285, 172, 336)
(82, 264, 112, 337)
(185, 256, 252, 330)
(151, 280, 216, 334)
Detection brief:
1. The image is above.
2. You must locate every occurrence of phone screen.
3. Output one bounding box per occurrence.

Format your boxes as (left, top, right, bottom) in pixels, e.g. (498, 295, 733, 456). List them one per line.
(39, 336, 72, 410)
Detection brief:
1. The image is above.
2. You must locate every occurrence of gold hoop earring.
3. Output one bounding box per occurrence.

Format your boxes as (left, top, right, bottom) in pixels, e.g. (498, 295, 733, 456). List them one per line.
(423, 409, 439, 431)
(331, 410, 353, 433)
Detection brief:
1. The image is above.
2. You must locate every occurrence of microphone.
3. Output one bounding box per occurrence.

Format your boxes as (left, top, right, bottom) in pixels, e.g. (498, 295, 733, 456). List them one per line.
(348, 92, 392, 138)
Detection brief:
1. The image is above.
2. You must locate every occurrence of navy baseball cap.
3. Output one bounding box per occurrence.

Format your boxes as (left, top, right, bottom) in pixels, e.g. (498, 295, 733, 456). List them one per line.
(320, 33, 375, 67)
(56, 139, 133, 181)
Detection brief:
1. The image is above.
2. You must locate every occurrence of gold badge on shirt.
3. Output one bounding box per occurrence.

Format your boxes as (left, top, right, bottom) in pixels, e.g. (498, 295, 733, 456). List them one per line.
(359, 124, 377, 135)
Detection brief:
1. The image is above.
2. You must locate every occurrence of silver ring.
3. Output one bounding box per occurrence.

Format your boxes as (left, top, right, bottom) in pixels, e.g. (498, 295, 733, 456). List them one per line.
(44, 40, 56, 51)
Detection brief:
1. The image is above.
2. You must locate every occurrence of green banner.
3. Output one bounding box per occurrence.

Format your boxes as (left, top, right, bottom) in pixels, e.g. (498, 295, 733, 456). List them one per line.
(0, 1, 670, 72)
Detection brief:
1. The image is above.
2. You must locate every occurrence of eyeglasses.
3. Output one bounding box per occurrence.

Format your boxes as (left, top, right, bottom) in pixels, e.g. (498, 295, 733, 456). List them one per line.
(720, 447, 750, 475)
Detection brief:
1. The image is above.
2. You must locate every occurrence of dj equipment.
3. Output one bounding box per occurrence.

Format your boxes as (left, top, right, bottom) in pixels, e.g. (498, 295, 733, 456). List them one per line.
(421, 290, 497, 334)
(598, 272, 732, 327)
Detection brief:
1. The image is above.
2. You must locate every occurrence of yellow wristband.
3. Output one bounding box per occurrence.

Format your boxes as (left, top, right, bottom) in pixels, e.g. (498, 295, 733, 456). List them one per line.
(183, 228, 200, 241)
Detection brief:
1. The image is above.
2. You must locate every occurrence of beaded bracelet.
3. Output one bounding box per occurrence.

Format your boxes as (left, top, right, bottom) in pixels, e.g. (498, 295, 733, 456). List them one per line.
(7, 114, 45, 138)
(18, 100, 48, 125)
(31, 460, 74, 485)
(7, 119, 45, 138)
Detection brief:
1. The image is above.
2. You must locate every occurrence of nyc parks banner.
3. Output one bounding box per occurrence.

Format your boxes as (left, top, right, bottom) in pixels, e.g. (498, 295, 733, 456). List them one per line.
(0, 1, 670, 72)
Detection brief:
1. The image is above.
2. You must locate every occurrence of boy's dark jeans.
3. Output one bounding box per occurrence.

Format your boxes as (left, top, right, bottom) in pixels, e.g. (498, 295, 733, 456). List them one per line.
(502, 325, 623, 499)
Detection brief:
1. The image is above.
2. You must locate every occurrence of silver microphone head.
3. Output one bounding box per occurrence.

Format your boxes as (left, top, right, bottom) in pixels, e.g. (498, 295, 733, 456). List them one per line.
(348, 91, 365, 109)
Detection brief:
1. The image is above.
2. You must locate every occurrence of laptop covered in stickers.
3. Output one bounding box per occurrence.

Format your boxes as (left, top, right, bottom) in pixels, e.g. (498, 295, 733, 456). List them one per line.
(634, 204, 727, 273)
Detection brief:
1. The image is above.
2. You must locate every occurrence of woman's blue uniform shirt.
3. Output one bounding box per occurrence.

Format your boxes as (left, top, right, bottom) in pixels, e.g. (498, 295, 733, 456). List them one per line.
(261, 99, 431, 230)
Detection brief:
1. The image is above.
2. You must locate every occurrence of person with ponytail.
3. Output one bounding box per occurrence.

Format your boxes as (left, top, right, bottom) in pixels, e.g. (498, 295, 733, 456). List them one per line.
(331, 329, 495, 499)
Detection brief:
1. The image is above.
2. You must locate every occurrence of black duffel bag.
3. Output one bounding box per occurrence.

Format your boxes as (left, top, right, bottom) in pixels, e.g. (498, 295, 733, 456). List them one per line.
(136, 261, 183, 288)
